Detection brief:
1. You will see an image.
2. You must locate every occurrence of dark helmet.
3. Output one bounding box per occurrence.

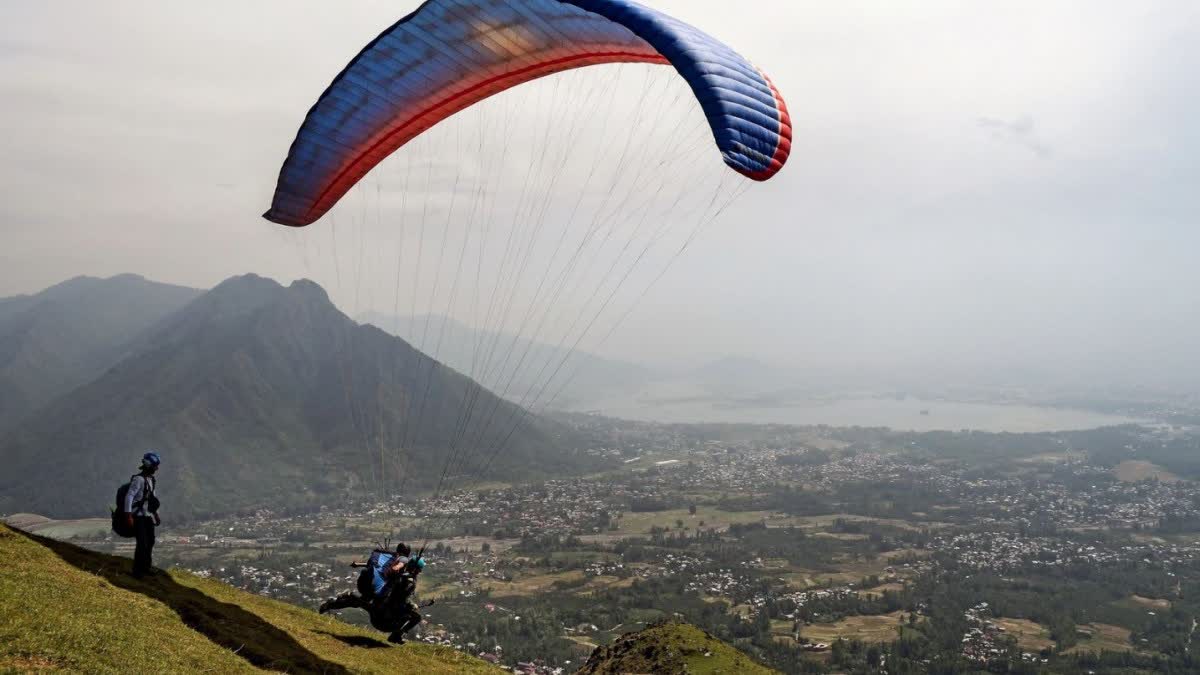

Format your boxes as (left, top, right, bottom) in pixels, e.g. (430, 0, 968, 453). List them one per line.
(396, 542, 412, 557)
(141, 452, 161, 470)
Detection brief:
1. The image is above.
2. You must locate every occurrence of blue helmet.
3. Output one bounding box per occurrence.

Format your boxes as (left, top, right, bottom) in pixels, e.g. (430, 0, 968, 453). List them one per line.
(412, 557, 426, 572)
(141, 452, 161, 469)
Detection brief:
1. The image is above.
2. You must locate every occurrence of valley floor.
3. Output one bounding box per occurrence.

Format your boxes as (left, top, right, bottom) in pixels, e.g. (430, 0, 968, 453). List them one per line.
(14, 419, 1200, 673)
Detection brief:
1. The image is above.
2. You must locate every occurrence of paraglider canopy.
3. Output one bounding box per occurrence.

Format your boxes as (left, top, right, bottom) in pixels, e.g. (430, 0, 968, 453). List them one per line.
(260, 0, 791, 519)
(264, 0, 791, 227)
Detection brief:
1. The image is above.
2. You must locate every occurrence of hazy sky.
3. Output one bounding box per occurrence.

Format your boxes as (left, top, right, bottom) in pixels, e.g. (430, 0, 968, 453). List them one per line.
(1, 1, 1197, 387)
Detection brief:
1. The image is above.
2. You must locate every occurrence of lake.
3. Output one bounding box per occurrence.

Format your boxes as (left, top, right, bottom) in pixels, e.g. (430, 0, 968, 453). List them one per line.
(575, 394, 1144, 432)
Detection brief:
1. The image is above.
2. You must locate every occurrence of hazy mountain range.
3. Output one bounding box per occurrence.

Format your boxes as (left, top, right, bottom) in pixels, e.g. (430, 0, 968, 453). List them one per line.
(0, 275, 572, 520)
(358, 311, 653, 410)
(0, 272, 841, 520)
(0, 274, 200, 429)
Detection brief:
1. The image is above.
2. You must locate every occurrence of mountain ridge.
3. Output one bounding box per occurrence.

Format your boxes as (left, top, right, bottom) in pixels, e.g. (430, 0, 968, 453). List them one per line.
(359, 311, 653, 410)
(0, 274, 201, 429)
(0, 275, 573, 520)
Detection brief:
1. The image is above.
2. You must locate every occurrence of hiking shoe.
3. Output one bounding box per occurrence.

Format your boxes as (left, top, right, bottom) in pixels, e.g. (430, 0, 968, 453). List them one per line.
(388, 633, 406, 645)
(318, 600, 333, 615)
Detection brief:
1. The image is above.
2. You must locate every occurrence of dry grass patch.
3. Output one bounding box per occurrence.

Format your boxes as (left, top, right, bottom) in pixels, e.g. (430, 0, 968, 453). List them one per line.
(1114, 460, 1179, 483)
(615, 508, 778, 535)
(994, 618, 1054, 652)
(800, 612, 906, 644)
(0, 654, 62, 671)
(813, 532, 869, 541)
(781, 570, 864, 589)
(882, 548, 933, 562)
(858, 583, 905, 598)
(1066, 623, 1133, 655)
(791, 514, 945, 532)
(485, 570, 588, 597)
(1129, 594, 1171, 609)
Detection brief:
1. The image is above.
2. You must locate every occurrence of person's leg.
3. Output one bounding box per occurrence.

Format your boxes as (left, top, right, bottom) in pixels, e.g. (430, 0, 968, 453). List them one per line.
(145, 519, 156, 571)
(319, 591, 370, 614)
(132, 518, 153, 577)
(388, 605, 422, 644)
(401, 611, 421, 634)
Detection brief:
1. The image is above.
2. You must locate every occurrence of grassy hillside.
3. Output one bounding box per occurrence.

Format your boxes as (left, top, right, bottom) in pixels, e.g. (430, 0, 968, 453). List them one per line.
(0, 524, 496, 674)
(578, 622, 778, 675)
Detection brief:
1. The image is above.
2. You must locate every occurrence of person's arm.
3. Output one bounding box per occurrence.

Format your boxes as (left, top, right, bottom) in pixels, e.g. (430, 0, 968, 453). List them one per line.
(124, 476, 142, 514)
(150, 478, 160, 525)
(124, 476, 143, 527)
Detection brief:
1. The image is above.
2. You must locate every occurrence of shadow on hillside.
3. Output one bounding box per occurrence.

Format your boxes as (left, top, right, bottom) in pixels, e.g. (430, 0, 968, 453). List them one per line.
(314, 630, 391, 649)
(16, 529, 351, 674)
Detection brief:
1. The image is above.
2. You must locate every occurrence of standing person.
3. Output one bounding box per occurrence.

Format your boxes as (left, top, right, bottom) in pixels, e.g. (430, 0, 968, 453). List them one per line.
(124, 452, 161, 578)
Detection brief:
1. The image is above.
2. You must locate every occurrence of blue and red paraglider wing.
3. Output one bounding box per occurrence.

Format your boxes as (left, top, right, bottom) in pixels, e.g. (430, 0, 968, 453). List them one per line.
(264, 0, 791, 228)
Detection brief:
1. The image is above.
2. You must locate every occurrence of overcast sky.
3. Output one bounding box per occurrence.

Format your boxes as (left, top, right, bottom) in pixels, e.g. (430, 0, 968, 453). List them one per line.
(1, 1, 1197, 389)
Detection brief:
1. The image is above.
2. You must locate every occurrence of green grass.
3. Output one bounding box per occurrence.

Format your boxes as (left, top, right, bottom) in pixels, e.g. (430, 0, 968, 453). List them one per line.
(0, 524, 497, 674)
(578, 621, 778, 674)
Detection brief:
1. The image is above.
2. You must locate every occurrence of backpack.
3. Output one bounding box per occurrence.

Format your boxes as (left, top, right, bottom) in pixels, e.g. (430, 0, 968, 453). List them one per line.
(111, 474, 156, 538)
(359, 549, 400, 597)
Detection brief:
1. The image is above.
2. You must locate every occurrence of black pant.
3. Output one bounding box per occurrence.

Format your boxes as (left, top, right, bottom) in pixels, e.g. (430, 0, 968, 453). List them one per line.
(326, 590, 420, 637)
(133, 517, 156, 576)
(392, 603, 421, 638)
(324, 591, 372, 612)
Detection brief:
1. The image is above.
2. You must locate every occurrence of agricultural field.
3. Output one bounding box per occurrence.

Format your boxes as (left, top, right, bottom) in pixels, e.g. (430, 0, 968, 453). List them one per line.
(1064, 623, 1135, 655)
(15, 420, 1200, 674)
(613, 507, 780, 535)
(994, 617, 1055, 652)
(799, 612, 908, 645)
(1114, 460, 1179, 483)
(1128, 594, 1171, 610)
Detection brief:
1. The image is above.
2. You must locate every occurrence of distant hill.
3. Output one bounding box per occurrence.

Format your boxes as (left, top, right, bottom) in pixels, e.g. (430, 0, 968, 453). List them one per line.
(0, 524, 496, 673)
(0, 274, 200, 429)
(578, 621, 777, 675)
(359, 312, 652, 409)
(0, 275, 573, 520)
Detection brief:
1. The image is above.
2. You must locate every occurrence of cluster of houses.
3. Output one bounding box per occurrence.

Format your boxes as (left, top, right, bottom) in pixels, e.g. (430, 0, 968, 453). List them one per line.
(932, 531, 1200, 572)
(960, 602, 1050, 665)
(960, 602, 1010, 662)
(420, 479, 626, 538)
(685, 568, 754, 600)
(948, 465, 1200, 531)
